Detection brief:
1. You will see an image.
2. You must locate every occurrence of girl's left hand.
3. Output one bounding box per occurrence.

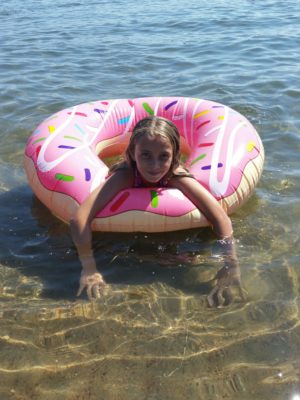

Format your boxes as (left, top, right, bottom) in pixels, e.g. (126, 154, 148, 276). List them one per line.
(77, 270, 106, 300)
(207, 260, 247, 307)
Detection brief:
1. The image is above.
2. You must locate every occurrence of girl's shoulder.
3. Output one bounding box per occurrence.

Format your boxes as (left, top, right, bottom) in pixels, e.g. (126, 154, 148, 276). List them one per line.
(167, 166, 195, 188)
(171, 166, 194, 179)
(106, 161, 134, 185)
(109, 160, 129, 173)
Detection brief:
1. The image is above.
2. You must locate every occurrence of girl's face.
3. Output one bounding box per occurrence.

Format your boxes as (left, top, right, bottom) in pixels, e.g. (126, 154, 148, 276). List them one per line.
(132, 134, 173, 183)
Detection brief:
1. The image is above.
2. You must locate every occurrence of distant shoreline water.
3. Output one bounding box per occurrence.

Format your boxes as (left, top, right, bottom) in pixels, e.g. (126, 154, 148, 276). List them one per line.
(0, 1, 300, 399)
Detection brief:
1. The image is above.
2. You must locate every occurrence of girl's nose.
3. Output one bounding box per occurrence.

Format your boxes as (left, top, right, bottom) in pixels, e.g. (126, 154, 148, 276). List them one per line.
(151, 158, 161, 169)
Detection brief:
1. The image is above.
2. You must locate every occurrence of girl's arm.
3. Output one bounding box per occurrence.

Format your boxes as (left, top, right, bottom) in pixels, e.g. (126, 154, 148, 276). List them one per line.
(169, 175, 233, 238)
(169, 176, 244, 306)
(70, 169, 133, 299)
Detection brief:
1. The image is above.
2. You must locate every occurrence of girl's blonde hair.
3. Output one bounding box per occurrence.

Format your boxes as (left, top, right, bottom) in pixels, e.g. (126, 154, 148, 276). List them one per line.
(126, 116, 181, 173)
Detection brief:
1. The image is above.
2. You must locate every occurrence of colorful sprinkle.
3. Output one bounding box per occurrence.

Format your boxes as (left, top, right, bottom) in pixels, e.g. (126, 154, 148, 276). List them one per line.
(142, 102, 154, 115)
(212, 105, 224, 108)
(218, 116, 224, 120)
(67, 112, 88, 117)
(247, 141, 256, 152)
(35, 145, 41, 157)
(48, 125, 55, 133)
(63, 135, 82, 142)
(194, 110, 210, 119)
(198, 142, 214, 147)
(164, 100, 178, 111)
(150, 190, 159, 208)
(84, 168, 91, 181)
(128, 99, 134, 107)
(190, 154, 206, 166)
(118, 116, 131, 125)
(101, 101, 109, 105)
(94, 108, 106, 114)
(75, 123, 86, 135)
(202, 163, 223, 170)
(58, 145, 76, 149)
(55, 173, 74, 182)
(110, 191, 130, 212)
(196, 120, 211, 129)
(32, 137, 46, 145)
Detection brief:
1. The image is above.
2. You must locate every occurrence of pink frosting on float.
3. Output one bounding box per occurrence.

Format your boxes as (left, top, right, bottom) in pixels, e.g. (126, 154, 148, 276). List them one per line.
(24, 97, 264, 232)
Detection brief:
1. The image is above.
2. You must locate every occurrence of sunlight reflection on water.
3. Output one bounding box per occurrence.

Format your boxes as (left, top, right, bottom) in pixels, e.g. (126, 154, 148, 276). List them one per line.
(1, 0, 300, 398)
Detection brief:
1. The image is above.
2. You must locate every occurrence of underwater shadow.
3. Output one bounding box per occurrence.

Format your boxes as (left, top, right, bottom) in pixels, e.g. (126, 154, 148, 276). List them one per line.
(0, 181, 261, 302)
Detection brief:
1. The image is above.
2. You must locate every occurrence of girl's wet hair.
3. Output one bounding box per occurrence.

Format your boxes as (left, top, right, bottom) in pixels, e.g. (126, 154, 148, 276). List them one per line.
(126, 116, 181, 173)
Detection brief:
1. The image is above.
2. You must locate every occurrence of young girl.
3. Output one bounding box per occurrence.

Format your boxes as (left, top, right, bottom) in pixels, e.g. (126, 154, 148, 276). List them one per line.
(70, 116, 243, 306)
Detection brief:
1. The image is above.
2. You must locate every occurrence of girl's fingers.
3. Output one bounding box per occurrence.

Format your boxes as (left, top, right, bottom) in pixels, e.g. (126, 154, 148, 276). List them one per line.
(92, 284, 101, 299)
(77, 283, 85, 297)
(87, 285, 93, 301)
(77, 274, 106, 300)
(207, 286, 218, 307)
(217, 289, 225, 307)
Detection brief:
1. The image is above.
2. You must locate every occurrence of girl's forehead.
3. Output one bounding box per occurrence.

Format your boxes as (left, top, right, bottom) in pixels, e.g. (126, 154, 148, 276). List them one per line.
(135, 133, 172, 147)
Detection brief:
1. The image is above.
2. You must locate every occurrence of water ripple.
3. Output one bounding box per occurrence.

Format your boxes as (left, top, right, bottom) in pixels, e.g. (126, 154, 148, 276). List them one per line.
(1, 0, 300, 398)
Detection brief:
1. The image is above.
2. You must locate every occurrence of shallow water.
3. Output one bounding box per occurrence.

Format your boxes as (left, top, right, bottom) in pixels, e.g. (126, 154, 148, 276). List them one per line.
(1, 0, 300, 399)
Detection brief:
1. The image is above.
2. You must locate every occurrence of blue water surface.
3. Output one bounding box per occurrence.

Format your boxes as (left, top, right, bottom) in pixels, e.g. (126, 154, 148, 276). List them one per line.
(0, 1, 300, 399)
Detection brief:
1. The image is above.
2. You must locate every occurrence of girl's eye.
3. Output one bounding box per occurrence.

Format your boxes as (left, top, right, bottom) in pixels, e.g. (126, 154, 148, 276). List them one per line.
(160, 153, 171, 160)
(141, 152, 151, 159)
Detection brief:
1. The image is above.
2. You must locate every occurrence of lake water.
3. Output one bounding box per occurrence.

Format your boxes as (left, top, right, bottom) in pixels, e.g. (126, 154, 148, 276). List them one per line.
(1, 0, 300, 399)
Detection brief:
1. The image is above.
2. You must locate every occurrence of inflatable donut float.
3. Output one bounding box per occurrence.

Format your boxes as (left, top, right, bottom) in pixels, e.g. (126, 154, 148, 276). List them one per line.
(24, 97, 264, 232)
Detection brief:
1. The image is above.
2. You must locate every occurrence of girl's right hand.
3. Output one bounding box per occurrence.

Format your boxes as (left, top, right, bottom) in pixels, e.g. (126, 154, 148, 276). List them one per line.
(207, 259, 246, 307)
(77, 269, 106, 300)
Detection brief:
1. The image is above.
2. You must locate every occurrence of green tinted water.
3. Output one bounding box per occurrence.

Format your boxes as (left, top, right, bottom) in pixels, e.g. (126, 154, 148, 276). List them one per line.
(1, 0, 300, 399)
